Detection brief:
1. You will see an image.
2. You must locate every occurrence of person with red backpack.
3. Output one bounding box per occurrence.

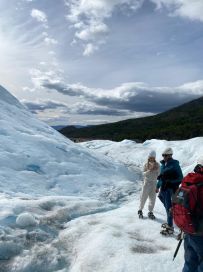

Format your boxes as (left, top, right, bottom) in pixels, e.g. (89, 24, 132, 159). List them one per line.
(172, 157, 203, 272)
(156, 147, 183, 235)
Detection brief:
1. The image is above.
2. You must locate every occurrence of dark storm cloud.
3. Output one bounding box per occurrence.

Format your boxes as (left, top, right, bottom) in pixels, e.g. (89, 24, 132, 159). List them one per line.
(92, 91, 200, 113)
(40, 80, 203, 114)
(22, 98, 129, 116)
(67, 106, 129, 116)
(22, 100, 67, 113)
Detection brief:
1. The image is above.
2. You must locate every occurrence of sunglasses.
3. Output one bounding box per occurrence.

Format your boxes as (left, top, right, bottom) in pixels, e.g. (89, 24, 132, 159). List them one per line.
(162, 154, 171, 157)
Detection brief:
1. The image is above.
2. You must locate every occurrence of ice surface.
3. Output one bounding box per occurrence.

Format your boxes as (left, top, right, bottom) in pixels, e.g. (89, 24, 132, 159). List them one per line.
(0, 85, 201, 271)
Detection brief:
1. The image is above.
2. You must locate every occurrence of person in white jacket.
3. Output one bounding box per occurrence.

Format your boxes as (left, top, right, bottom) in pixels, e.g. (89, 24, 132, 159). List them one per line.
(138, 150, 160, 219)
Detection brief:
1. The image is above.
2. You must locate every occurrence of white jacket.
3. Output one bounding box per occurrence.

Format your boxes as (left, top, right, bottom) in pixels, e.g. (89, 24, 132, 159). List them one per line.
(143, 161, 160, 184)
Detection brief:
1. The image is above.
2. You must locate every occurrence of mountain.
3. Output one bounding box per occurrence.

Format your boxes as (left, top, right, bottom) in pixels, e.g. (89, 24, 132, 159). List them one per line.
(60, 96, 203, 142)
(51, 125, 66, 131)
(52, 125, 90, 131)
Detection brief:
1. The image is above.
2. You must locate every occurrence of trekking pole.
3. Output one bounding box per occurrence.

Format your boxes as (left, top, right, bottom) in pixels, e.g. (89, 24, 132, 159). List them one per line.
(173, 230, 184, 261)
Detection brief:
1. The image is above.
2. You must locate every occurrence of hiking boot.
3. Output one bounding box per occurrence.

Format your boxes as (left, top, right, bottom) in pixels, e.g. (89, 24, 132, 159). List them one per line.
(160, 226, 174, 236)
(161, 223, 170, 229)
(138, 210, 143, 219)
(148, 212, 155, 220)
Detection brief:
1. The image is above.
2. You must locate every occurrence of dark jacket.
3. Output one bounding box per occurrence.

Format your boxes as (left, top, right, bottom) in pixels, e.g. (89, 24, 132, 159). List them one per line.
(157, 158, 183, 191)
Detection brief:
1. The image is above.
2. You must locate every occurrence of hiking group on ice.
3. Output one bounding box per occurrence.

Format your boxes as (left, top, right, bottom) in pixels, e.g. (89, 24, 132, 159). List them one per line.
(138, 147, 203, 272)
(0, 85, 203, 272)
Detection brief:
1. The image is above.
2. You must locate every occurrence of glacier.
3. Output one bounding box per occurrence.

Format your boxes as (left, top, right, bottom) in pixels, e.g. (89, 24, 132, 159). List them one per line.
(1, 84, 203, 271)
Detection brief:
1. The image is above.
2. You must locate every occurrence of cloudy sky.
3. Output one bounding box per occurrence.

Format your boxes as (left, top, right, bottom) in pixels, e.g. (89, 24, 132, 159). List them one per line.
(1, 0, 203, 126)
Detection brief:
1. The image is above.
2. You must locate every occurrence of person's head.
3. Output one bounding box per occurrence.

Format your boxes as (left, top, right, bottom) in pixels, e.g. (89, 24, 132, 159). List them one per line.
(194, 157, 203, 174)
(162, 148, 173, 162)
(148, 150, 156, 162)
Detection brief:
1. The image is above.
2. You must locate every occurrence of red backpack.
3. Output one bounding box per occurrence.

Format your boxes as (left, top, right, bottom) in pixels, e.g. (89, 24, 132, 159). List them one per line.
(172, 172, 203, 235)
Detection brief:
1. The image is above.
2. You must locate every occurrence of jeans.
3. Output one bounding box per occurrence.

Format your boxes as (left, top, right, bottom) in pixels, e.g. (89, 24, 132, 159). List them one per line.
(158, 189, 173, 227)
(183, 234, 203, 272)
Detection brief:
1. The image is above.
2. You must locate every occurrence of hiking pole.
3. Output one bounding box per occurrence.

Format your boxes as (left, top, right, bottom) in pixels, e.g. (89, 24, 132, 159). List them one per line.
(173, 230, 184, 261)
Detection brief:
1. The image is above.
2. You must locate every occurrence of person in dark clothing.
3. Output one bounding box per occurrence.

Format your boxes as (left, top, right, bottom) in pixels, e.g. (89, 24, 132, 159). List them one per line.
(156, 147, 183, 235)
(183, 234, 203, 272)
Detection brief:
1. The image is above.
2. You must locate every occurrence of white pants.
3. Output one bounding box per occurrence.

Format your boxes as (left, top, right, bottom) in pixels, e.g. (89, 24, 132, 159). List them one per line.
(139, 180, 156, 212)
